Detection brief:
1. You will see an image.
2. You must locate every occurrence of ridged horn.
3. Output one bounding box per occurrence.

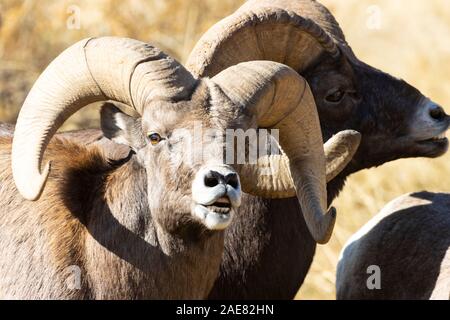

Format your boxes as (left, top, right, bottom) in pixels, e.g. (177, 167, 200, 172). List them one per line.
(12, 37, 196, 200)
(186, 5, 339, 78)
(212, 60, 335, 243)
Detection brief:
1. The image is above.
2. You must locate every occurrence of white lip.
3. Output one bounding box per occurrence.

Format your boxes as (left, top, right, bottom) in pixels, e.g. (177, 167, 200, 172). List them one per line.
(194, 204, 234, 230)
(215, 196, 231, 204)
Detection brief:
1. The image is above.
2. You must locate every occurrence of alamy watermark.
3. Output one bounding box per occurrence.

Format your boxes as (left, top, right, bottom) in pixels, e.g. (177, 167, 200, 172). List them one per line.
(167, 123, 281, 175)
(366, 5, 383, 30)
(366, 265, 381, 290)
(66, 5, 81, 30)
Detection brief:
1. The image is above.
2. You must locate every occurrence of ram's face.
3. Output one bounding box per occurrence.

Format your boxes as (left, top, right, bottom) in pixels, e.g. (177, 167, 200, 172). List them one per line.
(305, 55, 449, 172)
(142, 104, 241, 234)
(101, 85, 241, 236)
(351, 63, 448, 168)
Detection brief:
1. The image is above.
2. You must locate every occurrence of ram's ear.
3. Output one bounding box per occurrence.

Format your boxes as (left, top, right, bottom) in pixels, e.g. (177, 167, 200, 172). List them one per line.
(100, 103, 146, 151)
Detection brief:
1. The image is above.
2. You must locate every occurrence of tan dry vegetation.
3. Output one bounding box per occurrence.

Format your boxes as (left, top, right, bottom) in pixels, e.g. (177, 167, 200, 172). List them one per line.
(0, 0, 448, 300)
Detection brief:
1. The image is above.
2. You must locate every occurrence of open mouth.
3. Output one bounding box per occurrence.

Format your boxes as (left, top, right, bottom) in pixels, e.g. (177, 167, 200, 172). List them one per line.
(414, 130, 449, 157)
(417, 132, 448, 145)
(204, 197, 232, 214)
(194, 197, 234, 230)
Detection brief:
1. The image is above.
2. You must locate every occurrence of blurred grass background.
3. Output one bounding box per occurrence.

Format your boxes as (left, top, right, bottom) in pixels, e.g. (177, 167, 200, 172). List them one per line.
(0, 0, 448, 299)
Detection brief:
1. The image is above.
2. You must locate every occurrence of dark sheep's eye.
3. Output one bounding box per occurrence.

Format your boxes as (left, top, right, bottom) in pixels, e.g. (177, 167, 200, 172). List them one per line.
(325, 90, 345, 103)
(148, 133, 162, 145)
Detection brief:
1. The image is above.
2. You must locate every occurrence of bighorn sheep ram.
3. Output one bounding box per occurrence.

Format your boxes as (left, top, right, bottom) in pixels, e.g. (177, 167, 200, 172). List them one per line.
(185, 0, 450, 299)
(336, 192, 450, 300)
(0, 36, 358, 299)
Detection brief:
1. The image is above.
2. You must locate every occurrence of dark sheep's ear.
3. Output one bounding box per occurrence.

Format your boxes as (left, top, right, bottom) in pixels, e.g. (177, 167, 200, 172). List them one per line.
(100, 103, 146, 151)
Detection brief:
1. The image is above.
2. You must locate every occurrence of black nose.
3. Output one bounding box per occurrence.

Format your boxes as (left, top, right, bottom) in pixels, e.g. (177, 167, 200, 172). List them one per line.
(204, 171, 239, 189)
(429, 105, 447, 121)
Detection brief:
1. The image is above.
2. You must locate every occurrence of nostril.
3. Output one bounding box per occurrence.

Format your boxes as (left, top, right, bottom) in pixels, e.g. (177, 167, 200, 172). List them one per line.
(204, 173, 219, 188)
(429, 105, 446, 121)
(202, 170, 239, 189)
(225, 173, 239, 189)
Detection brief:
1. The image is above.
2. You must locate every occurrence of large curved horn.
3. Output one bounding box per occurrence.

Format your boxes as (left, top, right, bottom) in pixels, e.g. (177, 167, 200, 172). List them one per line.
(186, 5, 339, 78)
(12, 37, 196, 200)
(212, 60, 335, 244)
(238, 130, 361, 199)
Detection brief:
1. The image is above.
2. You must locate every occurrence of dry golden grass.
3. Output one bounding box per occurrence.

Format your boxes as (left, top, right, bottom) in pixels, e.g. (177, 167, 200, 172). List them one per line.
(0, 0, 448, 300)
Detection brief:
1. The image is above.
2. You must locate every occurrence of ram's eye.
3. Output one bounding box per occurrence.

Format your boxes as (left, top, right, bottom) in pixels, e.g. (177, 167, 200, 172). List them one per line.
(148, 133, 162, 145)
(325, 90, 345, 103)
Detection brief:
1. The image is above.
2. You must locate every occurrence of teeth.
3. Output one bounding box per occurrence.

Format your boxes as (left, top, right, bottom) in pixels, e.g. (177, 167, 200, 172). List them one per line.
(206, 205, 231, 214)
(426, 132, 447, 141)
(431, 133, 446, 140)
